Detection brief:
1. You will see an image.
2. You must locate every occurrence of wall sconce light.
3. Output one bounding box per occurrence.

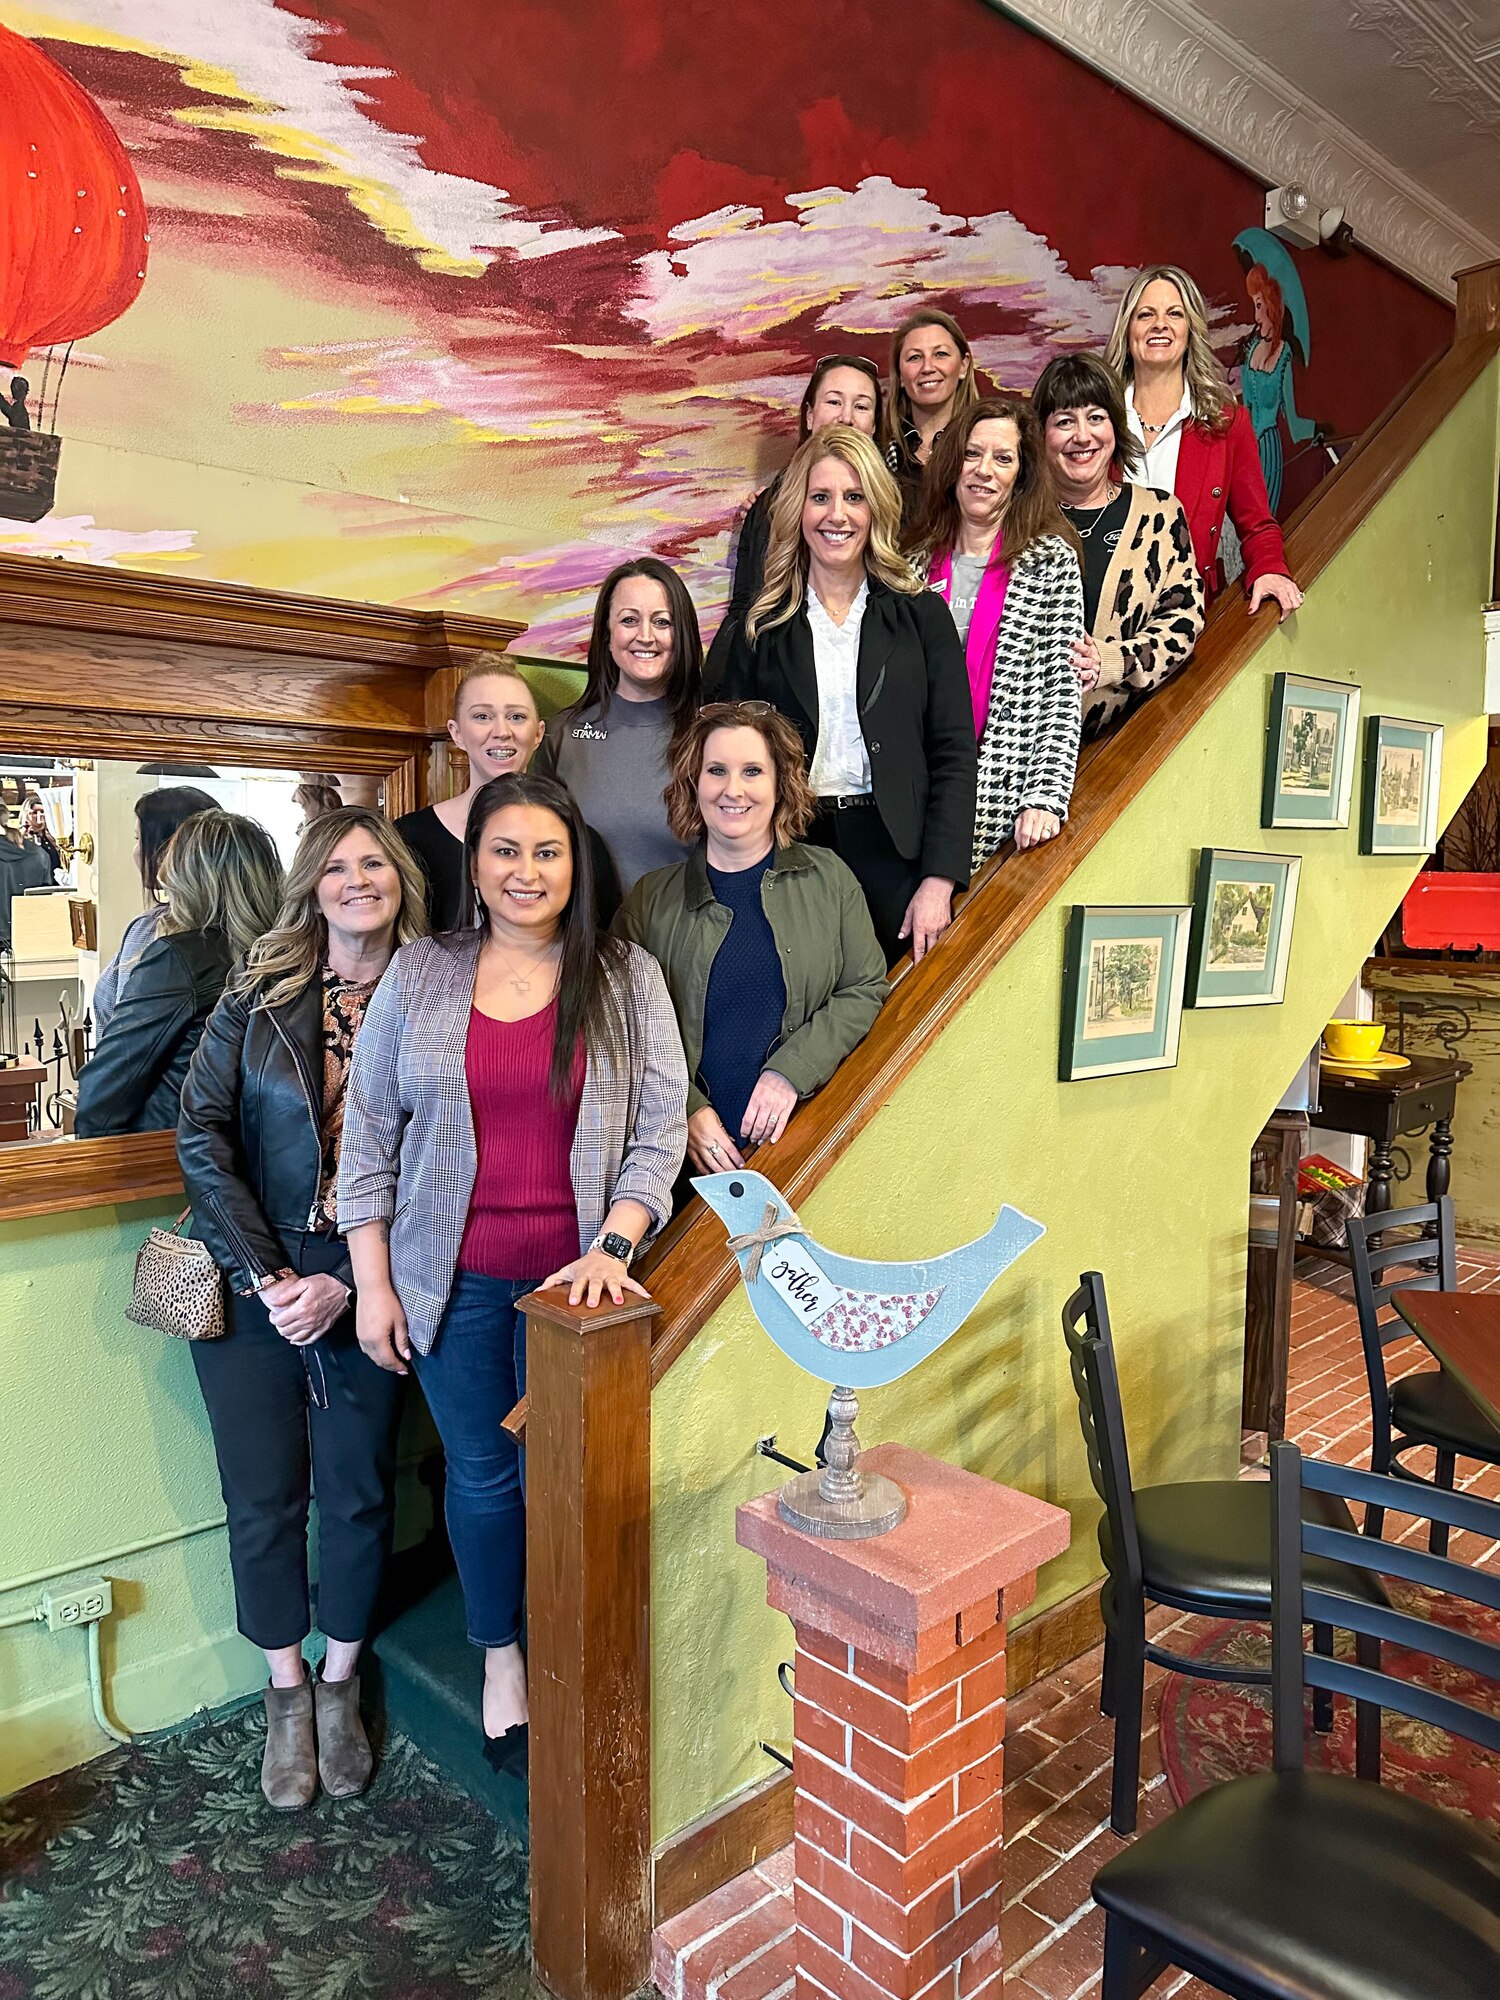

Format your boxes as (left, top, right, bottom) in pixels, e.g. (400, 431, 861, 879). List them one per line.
(1265, 184, 1356, 256)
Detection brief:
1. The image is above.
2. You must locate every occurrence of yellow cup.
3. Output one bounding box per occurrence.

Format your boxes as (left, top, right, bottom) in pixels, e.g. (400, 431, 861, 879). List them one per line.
(1323, 1019, 1385, 1062)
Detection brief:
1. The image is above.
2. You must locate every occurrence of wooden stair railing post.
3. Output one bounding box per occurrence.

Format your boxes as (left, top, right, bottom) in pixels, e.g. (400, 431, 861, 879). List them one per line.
(520, 1286, 658, 2000)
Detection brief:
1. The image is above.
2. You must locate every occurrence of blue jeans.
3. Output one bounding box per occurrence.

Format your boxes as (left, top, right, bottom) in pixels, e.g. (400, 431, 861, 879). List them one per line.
(412, 1271, 535, 1649)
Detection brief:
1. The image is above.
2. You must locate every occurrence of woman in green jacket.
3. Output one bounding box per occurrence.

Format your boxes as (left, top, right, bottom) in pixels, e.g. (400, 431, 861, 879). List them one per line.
(616, 700, 887, 1174)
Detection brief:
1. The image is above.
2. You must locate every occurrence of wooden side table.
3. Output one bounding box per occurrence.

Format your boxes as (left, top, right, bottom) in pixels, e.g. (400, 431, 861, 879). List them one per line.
(1313, 1053, 1471, 1218)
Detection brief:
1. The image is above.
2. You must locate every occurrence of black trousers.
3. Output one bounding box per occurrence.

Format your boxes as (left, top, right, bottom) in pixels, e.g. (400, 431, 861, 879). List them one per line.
(805, 796, 919, 967)
(191, 1229, 405, 1651)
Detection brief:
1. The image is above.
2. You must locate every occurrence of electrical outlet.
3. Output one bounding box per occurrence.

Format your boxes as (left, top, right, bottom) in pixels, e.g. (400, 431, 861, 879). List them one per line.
(40, 1577, 112, 1633)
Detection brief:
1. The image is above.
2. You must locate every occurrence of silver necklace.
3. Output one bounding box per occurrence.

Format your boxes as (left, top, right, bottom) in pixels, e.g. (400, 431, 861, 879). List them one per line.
(1063, 483, 1120, 539)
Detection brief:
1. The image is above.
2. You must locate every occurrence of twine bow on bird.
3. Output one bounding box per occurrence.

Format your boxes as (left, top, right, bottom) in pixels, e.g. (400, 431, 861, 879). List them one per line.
(727, 1200, 804, 1280)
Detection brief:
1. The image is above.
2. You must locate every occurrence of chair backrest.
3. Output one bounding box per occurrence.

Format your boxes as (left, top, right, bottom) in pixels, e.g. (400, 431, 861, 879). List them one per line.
(1269, 1441, 1500, 1773)
(1344, 1196, 1456, 1450)
(1061, 1272, 1143, 1598)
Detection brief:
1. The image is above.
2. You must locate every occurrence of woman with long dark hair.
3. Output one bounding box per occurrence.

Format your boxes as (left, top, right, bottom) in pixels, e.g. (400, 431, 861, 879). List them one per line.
(178, 807, 428, 1810)
(707, 353, 884, 684)
(717, 425, 976, 964)
(92, 784, 218, 1034)
(534, 557, 702, 895)
(882, 308, 979, 492)
(339, 773, 687, 1769)
(906, 396, 1083, 865)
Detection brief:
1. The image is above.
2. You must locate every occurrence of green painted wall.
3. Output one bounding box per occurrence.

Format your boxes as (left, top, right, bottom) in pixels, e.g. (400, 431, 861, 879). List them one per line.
(0, 1201, 438, 1796)
(649, 364, 1500, 1843)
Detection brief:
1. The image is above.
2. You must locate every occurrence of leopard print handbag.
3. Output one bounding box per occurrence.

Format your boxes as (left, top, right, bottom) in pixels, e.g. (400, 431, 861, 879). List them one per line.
(126, 1209, 226, 1341)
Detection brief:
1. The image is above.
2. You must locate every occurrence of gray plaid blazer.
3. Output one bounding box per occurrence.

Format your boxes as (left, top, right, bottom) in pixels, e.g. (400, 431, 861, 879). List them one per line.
(337, 930, 688, 1354)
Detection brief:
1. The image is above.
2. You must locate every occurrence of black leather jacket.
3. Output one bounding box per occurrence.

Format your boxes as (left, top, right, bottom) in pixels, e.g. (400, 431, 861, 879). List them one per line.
(176, 974, 353, 1293)
(75, 929, 233, 1137)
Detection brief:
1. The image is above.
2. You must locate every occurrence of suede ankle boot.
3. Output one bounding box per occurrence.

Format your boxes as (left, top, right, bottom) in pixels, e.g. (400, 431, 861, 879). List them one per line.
(315, 1672, 373, 1799)
(261, 1675, 317, 1810)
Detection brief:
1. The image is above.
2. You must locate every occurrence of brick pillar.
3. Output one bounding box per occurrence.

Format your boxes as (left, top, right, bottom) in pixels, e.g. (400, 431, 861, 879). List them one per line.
(736, 1442, 1070, 2000)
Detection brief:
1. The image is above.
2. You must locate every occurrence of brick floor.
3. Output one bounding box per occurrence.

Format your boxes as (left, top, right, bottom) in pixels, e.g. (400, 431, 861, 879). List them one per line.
(654, 1242, 1500, 2000)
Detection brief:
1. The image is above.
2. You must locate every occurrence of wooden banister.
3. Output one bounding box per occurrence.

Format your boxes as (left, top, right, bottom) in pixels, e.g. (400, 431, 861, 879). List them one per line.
(643, 270, 1500, 1384)
(521, 1286, 657, 2000)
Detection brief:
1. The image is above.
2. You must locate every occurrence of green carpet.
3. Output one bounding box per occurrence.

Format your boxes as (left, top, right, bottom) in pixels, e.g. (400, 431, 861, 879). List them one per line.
(0, 1704, 539, 1999)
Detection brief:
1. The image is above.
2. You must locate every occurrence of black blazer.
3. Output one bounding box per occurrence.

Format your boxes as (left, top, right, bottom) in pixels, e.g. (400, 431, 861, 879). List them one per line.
(74, 929, 233, 1138)
(718, 577, 976, 887)
(177, 975, 353, 1293)
(704, 479, 777, 692)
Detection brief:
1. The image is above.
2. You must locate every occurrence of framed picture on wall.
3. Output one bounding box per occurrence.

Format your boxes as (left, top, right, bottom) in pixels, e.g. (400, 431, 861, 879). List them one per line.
(1060, 905, 1192, 1081)
(1186, 848, 1301, 1008)
(1360, 715, 1443, 855)
(1261, 672, 1361, 829)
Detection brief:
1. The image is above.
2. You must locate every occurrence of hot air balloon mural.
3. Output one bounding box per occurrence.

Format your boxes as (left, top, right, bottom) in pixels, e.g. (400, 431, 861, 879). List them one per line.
(0, 23, 150, 523)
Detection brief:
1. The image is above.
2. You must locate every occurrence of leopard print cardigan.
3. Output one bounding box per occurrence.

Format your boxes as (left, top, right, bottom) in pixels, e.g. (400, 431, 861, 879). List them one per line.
(1081, 487, 1205, 741)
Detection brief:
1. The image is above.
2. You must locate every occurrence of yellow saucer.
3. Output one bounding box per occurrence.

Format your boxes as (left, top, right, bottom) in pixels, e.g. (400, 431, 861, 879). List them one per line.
(1321, 1050, 1410, 1074)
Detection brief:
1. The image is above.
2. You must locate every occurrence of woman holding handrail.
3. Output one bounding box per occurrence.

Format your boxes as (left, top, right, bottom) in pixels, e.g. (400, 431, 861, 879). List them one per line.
(339, 772, 687, 1772)
(178, 807, 428, 1810)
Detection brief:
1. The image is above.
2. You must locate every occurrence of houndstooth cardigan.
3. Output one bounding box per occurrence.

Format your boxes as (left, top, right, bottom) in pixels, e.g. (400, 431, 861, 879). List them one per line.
(924, 535, 1084, 869)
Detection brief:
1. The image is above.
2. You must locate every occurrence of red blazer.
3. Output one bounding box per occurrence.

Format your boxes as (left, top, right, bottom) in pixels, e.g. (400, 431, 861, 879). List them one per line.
(1174, 404, 1289, 595)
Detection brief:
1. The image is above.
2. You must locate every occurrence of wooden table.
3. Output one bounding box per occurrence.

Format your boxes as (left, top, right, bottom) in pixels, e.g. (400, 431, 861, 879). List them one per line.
(1314, 1052, 1471, 1217)
(1392, 1289, 1500, 1431)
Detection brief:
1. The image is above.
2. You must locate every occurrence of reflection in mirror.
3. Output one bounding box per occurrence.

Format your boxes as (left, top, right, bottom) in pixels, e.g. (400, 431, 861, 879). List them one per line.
(0, 753, 340, 1146)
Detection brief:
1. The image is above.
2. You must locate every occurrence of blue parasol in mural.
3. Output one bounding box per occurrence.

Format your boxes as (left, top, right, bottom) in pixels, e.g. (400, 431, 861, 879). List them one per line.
(1232, 227, 1317, 510)
(694, 1169, 1045, 1536)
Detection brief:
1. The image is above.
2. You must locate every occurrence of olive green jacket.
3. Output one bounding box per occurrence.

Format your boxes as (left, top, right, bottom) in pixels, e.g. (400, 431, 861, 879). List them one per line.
(614, 841, 887, 1119)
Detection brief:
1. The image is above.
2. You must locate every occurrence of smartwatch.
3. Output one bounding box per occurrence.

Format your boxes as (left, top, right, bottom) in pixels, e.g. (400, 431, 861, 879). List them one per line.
(591, 1230, 636, 1265)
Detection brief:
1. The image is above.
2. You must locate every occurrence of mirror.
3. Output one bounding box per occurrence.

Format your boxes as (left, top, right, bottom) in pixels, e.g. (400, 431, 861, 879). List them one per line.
(1, 749, 351, 1145)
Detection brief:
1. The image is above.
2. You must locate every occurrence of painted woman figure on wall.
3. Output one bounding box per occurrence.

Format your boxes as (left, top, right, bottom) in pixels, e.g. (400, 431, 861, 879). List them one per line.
(1232, 229, 1317, 513)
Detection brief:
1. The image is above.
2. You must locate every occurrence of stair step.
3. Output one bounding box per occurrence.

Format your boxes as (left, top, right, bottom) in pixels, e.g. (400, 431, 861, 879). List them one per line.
(368, 1573, 529, 1841)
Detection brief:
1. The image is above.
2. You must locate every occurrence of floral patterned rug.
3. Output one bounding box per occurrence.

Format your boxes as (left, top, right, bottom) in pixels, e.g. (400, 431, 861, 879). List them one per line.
(0, 1704, 537, 2000)
(1158, 1585, 1500, 1828)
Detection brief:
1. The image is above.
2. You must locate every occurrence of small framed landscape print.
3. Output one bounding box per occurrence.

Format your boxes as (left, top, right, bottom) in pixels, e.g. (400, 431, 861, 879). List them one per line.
(1187, 848, 1301, 1008)
(1060, 905, 1192, 1081)
(1262, 672, 1361, 829)
(1360, 715, 1442, 856)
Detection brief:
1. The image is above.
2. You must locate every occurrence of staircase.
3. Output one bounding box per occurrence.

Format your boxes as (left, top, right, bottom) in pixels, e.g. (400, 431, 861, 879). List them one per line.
(367, 1574, 530, 1842)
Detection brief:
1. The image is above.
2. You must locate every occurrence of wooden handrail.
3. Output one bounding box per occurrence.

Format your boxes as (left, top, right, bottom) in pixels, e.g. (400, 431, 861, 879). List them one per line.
(643, 279, 1499, 1385)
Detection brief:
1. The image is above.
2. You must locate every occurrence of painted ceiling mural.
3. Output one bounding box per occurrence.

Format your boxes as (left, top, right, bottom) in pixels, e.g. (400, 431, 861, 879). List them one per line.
(0, 0, 1452, 655)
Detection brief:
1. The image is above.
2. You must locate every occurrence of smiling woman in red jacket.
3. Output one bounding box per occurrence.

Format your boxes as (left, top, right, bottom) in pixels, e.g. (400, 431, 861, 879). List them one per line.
(1105, 264, 1303, 623)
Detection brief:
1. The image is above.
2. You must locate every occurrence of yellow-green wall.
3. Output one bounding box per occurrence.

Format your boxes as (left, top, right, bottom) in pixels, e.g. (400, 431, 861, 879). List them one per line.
(0, 1202, 437, 1795)
(649, 365, 1500, 1842)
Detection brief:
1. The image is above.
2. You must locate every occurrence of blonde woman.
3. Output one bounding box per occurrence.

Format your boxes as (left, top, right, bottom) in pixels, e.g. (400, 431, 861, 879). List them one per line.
(717, 425, 976, 964)
(177, 807, 427, 1810)
(1104, 265, 1301, 619)
(76, 810, 282, 1136)
(396, 661, 548, 928)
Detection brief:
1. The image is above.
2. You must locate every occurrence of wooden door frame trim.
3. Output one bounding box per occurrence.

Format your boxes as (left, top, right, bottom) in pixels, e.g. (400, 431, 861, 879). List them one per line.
(1, 554, 524, 1222)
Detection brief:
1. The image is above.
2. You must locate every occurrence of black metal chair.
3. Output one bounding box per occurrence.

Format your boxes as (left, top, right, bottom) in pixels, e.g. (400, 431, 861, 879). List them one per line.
(1092, 1445, 1500, 2000)
(1346, 1196, 1500, 1554)
(1062, 1273, 1383, 1835)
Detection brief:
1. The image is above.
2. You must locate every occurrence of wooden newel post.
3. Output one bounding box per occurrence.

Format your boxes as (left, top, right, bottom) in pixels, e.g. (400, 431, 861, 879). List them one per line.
(520, 1286, 659, 2000)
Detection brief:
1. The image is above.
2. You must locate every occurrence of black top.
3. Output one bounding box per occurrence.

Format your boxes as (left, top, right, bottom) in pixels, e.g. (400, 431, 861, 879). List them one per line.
(74, 928, 234, 1137)
(705, 479, 779, 692)
(394, 801, 622, 932)
(0, 835, 51, 950)
(699, 852, 786, 1141)
(1062, 486, 1132, 630)
(177, 973, 356, 1293)
(717, 577, 977, 887)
